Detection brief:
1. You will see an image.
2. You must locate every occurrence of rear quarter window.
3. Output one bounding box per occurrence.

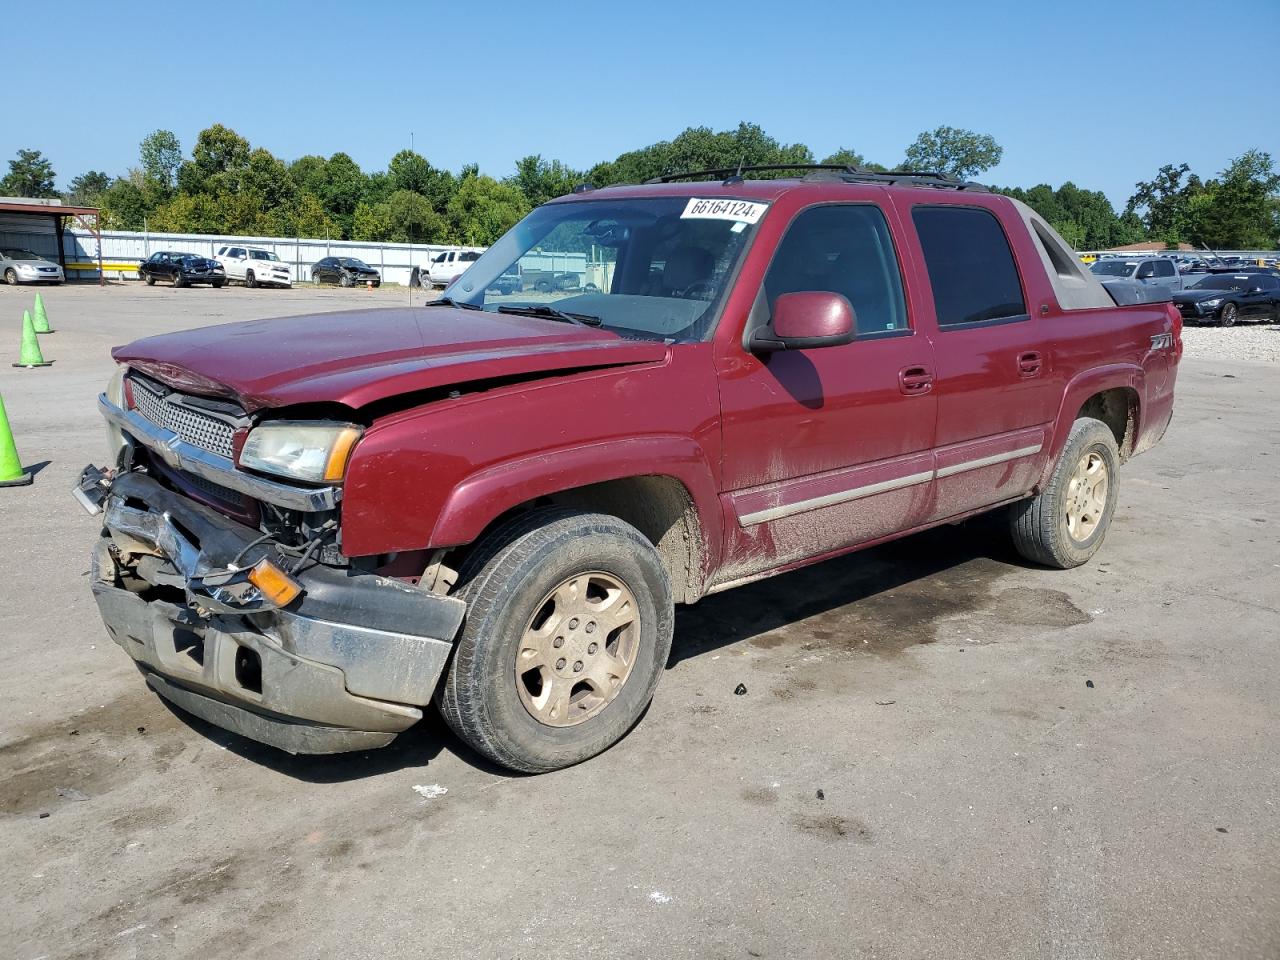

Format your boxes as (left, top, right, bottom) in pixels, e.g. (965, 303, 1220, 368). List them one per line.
(912, 206, 1027, 328)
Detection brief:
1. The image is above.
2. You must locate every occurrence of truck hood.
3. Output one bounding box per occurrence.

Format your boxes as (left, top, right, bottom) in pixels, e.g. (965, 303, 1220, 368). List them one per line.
(113, 306, 669, 413)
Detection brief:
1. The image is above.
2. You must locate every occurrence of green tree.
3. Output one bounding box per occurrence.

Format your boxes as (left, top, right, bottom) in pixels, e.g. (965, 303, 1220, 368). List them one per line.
(1, 148, 58, 197)
(820, 148, 887, 172)
(387, 149, 456, 211)
(508, 155, 582, 206)
(97, 176, 149, 230)
(179, 124, 251, 194)
(66, 170, 111, 206)
(139, 130, 182, 193)
(446, 176, 530, 245)
(903, 126, 1003, 180)
(1191, 150, 1280, 249)
(274, 192, 338, 239)
(589, 122, 813, 185)
(1126, 163, 1204, 245)
(242, 148, 295, 211)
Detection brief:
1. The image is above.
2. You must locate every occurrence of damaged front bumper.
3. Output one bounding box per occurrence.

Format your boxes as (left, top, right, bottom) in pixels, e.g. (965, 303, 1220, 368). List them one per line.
(80, 469, 465, 754)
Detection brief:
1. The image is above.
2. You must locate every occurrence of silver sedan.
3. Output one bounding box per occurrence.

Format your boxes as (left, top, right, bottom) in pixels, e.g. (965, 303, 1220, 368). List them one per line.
(1, 248, 64, 285)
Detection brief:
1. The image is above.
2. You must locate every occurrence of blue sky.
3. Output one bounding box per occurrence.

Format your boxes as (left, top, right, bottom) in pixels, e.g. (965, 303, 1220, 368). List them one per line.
(9, 0, 1279, 210)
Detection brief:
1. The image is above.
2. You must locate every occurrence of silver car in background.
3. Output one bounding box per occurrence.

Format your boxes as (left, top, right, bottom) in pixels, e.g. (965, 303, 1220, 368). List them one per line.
(1, 248, 64, 285)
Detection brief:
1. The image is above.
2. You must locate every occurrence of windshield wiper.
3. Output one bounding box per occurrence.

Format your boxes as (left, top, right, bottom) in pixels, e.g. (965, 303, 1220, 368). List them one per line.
(423, 296, 484, 311)
(496, 304, 603, 327)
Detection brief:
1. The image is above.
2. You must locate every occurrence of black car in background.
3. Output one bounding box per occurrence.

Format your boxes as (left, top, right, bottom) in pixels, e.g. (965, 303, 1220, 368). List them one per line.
(1171, 273, 1280, 326)
(138, 251, 226, 288)
(311, 256, 381, 287)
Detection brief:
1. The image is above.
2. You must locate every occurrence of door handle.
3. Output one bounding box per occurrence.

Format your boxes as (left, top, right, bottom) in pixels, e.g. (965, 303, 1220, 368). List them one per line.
(1017, 351, 1043, 377)
(898, 365, 934, 395)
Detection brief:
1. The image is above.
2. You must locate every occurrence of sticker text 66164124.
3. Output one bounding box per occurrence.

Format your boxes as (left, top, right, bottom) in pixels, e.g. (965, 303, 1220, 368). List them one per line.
(680, 198, 768, 224)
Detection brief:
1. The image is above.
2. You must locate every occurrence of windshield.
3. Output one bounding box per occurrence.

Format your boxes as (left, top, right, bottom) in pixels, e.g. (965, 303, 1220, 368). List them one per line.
(1190, 275, 1251, 291)
(1090, 260, 1137, 277)
(250, 250, 280, 261)
(338, 258, 368, 268)
(2, 249, 43, 261)
(444, 196, 766, 342)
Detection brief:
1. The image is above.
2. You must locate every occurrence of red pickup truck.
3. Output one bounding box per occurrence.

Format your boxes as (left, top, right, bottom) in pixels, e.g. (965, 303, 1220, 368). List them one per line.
(79, 166, 1181, 772)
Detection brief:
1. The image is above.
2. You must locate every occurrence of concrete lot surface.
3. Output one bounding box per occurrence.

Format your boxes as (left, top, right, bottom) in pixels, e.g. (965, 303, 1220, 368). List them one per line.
(1, 284, 1277, 960)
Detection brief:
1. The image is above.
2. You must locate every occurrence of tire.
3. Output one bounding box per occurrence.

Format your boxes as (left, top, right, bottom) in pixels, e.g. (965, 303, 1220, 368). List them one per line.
(246, 270, 257, 289)
(535, 280, 551, 293)
(3, 268, 16, 285)
(211, 280, 224, 289)
(145, 274, 155, 286)
(1219, 302, 1238, 327)
(312, 272, 322, 287)
(339, 273, 354, 288)
(1009, 418, 1120, 569)
(173, 275, 187, 288)
(436, 508, 674, 773)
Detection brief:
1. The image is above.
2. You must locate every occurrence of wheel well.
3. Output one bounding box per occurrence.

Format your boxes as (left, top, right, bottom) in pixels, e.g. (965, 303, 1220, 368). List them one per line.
(1078, 388, 1137, 461)
(452, 476, 706, 604)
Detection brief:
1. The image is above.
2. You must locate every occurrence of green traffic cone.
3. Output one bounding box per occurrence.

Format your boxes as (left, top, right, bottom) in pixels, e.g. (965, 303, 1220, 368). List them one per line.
(32, 292, 52, 334)
(14, 310, 53, 368)
(0, 393, 32, 487)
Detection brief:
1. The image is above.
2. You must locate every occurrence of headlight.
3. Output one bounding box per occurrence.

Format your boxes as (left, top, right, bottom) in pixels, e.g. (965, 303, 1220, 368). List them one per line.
(106, 365, 127, 407)
(1200, 298, 1222, 308)
(17, 264, 36, 274)
(105, 365, 128, 464)
(238, 422, 362, 484)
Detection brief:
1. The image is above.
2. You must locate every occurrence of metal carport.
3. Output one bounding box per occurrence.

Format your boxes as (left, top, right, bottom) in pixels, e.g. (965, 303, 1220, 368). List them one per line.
(0, 197, 102, 283)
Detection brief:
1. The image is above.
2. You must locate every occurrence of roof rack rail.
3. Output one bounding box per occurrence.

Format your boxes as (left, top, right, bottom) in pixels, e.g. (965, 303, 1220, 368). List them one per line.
(643, 164, 989, 192)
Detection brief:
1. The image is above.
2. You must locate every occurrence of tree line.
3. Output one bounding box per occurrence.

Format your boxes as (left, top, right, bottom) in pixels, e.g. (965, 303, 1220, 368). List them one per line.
(3, 122, 1277, 250)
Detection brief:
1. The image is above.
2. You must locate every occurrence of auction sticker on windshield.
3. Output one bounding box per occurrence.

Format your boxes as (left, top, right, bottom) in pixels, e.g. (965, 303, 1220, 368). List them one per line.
(681, 198, 768, 224)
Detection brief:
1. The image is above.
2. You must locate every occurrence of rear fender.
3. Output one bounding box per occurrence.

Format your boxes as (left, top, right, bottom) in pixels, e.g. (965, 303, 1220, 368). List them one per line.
(1037, 363, 1144, 487)
(430, 435, 724, 576)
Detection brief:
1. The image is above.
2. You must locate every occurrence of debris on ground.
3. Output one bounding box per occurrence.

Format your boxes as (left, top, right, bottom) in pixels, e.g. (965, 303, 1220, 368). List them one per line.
(1086, 680, 1095, 689)
(815, 789, 825, 800)
(56, 787, 89, 802)
(734, 683, 747, 696)
(412, 784, 448, 801)
(648, 891, 672, 904)
(874, 700, 895, 706)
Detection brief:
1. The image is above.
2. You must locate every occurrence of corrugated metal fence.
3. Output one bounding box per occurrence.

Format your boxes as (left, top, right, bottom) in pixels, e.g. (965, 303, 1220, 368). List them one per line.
(3, 226, 475, 286)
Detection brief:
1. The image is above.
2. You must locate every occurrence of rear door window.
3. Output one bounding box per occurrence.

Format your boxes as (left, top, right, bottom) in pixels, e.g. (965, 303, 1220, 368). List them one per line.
(762, 204, 908, 335)
(1154, 260, 1176, 277)
(912, 206, 1027, 327)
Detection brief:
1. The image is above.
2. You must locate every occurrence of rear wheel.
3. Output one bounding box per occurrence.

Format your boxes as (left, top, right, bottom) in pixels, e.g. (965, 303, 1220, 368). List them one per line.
(246, 270, 257, 289)
(436, 508, 674, 773)
(1219, 302, 1238, 327)
(1009, 418, 1119, 569)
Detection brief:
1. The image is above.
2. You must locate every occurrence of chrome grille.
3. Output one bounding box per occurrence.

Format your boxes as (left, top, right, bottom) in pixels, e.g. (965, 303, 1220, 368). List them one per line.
(129, 377, 237, 459)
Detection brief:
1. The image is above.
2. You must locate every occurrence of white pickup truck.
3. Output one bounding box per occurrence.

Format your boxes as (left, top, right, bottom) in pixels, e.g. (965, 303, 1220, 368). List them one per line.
(214, 246, 293, 288)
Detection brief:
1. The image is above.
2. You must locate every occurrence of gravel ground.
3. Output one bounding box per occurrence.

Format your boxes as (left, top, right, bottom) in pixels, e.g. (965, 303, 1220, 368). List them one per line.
(1180, 319, 1280, 363)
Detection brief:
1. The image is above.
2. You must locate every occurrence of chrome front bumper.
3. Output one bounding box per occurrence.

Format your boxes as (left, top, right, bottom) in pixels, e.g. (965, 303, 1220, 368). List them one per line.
(85, 471, 466, 754)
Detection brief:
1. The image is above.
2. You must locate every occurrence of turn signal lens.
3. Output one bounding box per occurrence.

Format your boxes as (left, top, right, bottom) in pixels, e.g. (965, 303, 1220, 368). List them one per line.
(248, 559, 303, 607)
(322, 427, 362, 482)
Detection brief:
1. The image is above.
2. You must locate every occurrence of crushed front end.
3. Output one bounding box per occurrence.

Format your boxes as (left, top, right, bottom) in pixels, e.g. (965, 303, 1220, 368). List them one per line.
(77, 368, 465, 754)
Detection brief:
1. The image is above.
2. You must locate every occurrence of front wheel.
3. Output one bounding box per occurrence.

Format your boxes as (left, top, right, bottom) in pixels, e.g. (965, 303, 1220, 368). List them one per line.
(144, 274, 155, 286)
(436, 508, 674, 773)
(246, 270, 257, 289)
(339, 273, 354, 288)
(211, 280, 224, 288)
(1008, 418, 1120, 569)
(1219, 302, 1238, 327)
(173, 275, 187, 288)
(3, 268, 16, 285)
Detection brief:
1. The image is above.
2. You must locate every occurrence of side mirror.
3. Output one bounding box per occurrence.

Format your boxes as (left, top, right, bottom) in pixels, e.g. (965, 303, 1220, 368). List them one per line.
(750, 291, 856, 353)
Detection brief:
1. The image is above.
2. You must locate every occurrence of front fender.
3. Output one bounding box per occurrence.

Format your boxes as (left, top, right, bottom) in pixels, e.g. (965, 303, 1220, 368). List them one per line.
(430, 434, 723, 567)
